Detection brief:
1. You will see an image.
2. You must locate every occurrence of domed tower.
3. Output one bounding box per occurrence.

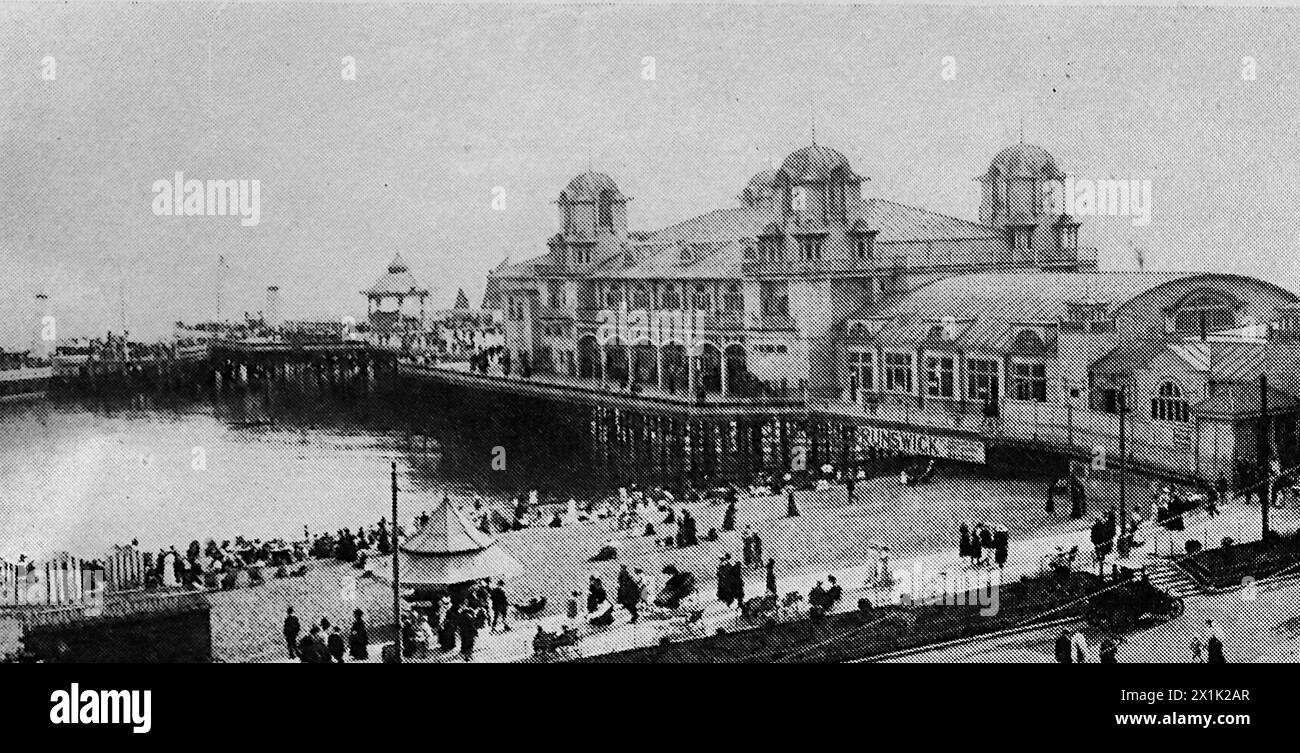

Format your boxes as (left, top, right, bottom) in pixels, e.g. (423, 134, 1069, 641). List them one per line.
(740, 169, 779, 211)
(557, 171, 628, 240)
(774, 144, 866, 224)
(978, 142, 1079, 265)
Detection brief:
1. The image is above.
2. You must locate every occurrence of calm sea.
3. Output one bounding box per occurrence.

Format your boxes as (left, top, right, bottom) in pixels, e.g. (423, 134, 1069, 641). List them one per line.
(0, 385, 589, 561)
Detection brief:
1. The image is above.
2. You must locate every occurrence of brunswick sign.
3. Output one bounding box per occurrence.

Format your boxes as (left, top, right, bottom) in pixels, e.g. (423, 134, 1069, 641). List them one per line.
(858, 425, 986, 463)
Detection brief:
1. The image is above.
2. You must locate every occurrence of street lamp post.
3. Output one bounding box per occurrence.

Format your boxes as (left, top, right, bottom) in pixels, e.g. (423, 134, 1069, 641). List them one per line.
(391, 460, 401, 663)
(1260, 374, 1271, 541)
(1118, 387, 1128, 518)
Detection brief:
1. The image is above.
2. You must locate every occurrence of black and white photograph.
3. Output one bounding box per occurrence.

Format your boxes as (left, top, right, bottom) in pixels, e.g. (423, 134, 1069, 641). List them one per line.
(0, 0, 1295, 733)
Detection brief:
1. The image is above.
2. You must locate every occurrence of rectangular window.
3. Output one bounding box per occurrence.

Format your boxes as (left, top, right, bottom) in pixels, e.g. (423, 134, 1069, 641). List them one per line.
(884, 352, 913, 394)
(1012, 361, 1047, 402)
(692, 284, 712, 311)
(925, 355, 955, 398)
(661, 284, 681, 310)
(759, 281, 789, 316)
(967, 358, 1000, 401)
(723, 284, 743, 313)
(847, 351, 874, 401)
(547, 281, 564, 308)
(630, 284, 651, 310)
(798, 237, 824, 261)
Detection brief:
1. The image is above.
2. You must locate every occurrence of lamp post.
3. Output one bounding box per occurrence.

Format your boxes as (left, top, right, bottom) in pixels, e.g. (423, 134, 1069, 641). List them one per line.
(1118, 386, 1129, 517)
(391, 460, 401, 663)
(1260, 374, 1271, 541)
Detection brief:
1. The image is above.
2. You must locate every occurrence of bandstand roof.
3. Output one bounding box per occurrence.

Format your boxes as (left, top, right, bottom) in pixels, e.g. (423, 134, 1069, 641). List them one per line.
(364, 254, 429, 297)
(380, 496, 523, 587)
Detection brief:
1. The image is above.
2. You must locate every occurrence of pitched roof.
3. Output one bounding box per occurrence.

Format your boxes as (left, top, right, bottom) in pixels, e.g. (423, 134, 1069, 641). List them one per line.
(1193, 383, 1299, 418)
(386, 495, 524, 585)
(1092, 340, 1170, 375)
(401, 496, 497, 555)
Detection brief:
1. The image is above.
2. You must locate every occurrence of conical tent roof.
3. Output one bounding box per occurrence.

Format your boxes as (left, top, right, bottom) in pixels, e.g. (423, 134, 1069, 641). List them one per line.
(383, 496, 523, 587)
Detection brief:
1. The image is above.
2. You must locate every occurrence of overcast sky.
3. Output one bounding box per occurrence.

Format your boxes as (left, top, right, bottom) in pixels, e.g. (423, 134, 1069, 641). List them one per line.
(2, 2, 1299, 345)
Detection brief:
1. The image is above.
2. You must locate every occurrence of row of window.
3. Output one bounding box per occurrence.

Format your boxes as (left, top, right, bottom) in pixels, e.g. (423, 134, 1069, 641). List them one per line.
(845, 351, 1048, 403)
(846, 349, 1195, 422)
(589, 282, 789, 314)
(521, 280, 792, 319)
(752, 344, 789, 354)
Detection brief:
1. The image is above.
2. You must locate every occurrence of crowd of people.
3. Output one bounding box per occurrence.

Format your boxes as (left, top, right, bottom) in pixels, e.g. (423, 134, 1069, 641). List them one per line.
(389, 578, 513, 662)
(284, 607, 370, 663)
(958, 522, 1009, 569)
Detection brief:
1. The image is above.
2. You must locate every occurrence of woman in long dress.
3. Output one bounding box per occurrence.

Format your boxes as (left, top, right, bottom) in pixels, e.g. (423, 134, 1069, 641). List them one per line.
(349, 609, 369, 660)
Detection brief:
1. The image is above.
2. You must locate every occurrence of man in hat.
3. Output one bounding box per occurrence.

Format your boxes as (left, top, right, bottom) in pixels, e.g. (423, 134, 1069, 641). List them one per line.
(283, 606, 301, 659)
(490, 580, 510, 633)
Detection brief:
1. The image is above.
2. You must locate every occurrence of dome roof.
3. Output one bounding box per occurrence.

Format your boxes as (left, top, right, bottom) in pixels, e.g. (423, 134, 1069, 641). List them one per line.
(986, 143, 1065, 180)
(740, 169, 778, 206)
(561, 171, 625, 202)
(364, 253, 428, 297)
(777, 145, 864, 184)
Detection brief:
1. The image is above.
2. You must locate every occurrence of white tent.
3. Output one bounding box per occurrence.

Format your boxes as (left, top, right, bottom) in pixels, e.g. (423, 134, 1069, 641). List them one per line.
(378, 496, 522, 587)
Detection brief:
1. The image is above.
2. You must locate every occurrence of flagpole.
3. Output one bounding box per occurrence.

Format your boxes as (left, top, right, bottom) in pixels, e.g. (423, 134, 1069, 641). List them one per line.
(392, 460, 402, 663)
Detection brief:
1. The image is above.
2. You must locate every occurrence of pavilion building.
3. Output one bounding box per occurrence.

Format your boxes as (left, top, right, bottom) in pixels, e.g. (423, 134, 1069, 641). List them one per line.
(478, 140, 1300, 484)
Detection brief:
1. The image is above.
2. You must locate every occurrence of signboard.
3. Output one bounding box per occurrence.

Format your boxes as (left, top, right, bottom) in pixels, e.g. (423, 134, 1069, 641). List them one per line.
(859, 425, 986, 463)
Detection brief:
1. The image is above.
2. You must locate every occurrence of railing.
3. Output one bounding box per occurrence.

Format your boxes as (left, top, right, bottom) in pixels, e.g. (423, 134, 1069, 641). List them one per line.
(821, 393, 1219, 482)
(747, 313, 797, 331)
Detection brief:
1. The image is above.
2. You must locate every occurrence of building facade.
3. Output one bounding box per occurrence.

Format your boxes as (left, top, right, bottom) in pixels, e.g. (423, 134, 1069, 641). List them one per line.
(484, 141, 1300, 483)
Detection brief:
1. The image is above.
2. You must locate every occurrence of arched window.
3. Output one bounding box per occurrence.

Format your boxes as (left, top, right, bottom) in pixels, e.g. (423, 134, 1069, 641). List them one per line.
(1151, 381, 1189, 422)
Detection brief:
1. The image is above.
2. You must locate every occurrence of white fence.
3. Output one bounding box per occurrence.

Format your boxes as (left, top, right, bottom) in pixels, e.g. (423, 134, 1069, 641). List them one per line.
(0, 553, 105, 608)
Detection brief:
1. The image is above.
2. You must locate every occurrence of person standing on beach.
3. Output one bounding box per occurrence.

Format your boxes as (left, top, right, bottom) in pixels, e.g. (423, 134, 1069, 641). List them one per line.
(765, 558, 777, 595)
(283, 606, 300, 659)
(457, 604, 480, 661)
(490, 580, 510, 633)
(349, 609, 369, 660)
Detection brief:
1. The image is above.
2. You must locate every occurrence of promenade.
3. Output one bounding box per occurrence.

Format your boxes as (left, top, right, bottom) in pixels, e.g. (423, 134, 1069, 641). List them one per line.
(220, 467, 1294, 664)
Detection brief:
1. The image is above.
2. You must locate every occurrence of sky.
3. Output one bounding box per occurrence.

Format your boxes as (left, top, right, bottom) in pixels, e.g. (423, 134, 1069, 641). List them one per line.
(2, 2, 1300, 346)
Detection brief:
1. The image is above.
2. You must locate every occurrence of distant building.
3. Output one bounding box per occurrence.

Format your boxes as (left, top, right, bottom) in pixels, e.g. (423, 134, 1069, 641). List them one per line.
(362, 254, 434, 351)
